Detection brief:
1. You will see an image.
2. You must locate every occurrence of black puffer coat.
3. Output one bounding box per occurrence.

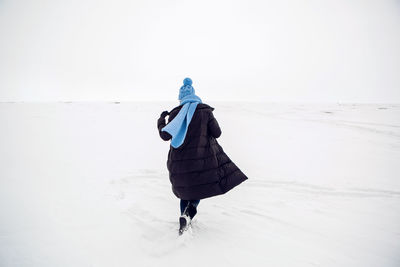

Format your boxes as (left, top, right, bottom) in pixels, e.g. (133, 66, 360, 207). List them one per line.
(157, 103, 248, 200)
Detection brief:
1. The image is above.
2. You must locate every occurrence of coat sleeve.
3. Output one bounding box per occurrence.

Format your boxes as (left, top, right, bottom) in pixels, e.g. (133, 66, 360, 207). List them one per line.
(157, 115, 172, 141)
(208, 110, 222, 138)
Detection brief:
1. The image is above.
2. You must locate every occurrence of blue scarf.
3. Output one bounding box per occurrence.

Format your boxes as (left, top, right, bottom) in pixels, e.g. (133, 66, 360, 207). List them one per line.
(161, 94, 202, 148)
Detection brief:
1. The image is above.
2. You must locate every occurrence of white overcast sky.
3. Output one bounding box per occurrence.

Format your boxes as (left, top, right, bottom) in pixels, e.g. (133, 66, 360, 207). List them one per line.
(0, 0, 399, 102)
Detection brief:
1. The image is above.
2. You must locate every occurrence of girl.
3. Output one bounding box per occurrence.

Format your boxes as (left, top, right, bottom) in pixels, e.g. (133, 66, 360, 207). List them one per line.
(157, 78, 248, 235)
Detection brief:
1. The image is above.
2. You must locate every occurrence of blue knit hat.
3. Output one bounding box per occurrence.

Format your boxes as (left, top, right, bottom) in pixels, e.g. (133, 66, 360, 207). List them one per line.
(179, 77, 195, 100)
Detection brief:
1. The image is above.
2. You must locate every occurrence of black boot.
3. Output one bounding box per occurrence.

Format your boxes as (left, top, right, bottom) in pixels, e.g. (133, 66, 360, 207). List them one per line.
(179, 203, 197, 235)
(184, 202, 197, 220)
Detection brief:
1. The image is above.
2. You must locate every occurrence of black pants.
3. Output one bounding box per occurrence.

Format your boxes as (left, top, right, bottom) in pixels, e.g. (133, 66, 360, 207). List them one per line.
(180, 199, 200, 219)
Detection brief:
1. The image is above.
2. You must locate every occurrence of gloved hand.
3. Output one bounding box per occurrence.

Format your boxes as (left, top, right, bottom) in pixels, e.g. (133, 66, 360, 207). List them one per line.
(160, 111, 170, 118)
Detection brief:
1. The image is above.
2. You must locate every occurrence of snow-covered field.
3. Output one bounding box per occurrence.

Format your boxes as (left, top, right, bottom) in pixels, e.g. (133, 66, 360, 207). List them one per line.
(1, 102, 399, 267)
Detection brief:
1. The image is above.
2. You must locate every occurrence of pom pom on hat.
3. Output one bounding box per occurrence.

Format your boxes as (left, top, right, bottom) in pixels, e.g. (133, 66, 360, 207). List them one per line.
(179, 77, 195, 100)
(183, 77, 192, 86)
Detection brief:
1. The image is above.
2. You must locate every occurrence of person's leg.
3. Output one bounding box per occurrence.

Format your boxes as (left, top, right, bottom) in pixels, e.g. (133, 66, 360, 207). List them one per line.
(179, 199, 201, 234)
(180, 199, 189, 215)
(185, 199, 200, 219)
(189, 199, 200, 208)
